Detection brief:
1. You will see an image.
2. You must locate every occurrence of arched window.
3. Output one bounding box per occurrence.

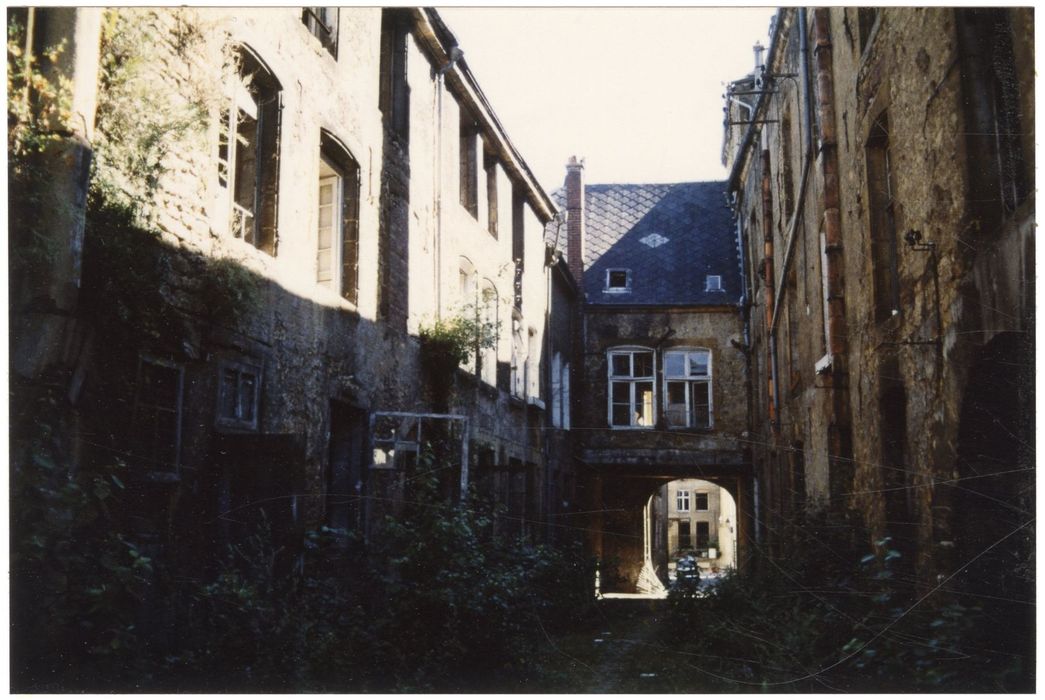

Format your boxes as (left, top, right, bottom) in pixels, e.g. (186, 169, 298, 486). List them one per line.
(663, 347, 713, 429)
(607, 347, 655, 428)
(316, 130, 360, 303)
(219, 45, 282, 255)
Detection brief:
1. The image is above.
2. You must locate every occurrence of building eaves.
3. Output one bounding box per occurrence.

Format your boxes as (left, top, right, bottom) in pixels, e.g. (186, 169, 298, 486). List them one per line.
(414, 8, 559, 223)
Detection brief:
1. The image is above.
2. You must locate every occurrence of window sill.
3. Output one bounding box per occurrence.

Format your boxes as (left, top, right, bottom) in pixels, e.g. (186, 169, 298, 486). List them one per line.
(607, 425, 657, 431)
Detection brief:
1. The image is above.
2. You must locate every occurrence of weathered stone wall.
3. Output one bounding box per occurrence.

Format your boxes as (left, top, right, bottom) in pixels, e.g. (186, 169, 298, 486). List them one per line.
(60, 7, 565, 547)
(728, 7, 1034, 580)
(578, 307, 748, 449)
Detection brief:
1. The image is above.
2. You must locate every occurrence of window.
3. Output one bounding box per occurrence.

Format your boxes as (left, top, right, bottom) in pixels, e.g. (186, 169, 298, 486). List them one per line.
(866, 112, 900, 322)
(511, 313, 524, 397)
(459, 257, 476, 302)
(695, 492, 709, 512)
(316, 132, 360, 303)
(551, 352, 563, 427)
(608, 348, 655, 428)
(480, 280, 498, 386)
(379, 9, 410, 141)
(605, 269, 630, 292)
(526, 327, 539, 399)
(696, 521, 711, 548)
(133, 357, 183, 472)
(663, 348, 713, 428)
(217, 361, 261, 430)
(484, 146, 498, 237)
(678, 521, 692, 549)
(676, 490, 690, 512)
(302, 7, 338, 58)
(220, 47, 282, 255)
(460, 113, 479, 217)
(706, 275, 723, 292)
(511, 186, 525, 309)
(561, 361, 571, 429)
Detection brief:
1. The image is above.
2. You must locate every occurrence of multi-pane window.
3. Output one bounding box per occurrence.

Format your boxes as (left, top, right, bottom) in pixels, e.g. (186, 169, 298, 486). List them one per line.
(302, 7, 339, 57)
(217, 361, 261, 431)
(696, 521, 711, 548)
(316, 132, 360, 303)
(695, 492, 709, 511)
(677, 490, 691, 512)
(134, 357, 183, 472)
(678, 521, 692, 549)
(608, 348, 655, 428)
(664, 348, 713, 428)
(866, 113, 900, 322)
(219, 47, 282, 255)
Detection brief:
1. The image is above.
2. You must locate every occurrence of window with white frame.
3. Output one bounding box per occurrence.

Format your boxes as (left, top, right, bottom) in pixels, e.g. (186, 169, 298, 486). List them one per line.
(664, 348, 713, 428)
(608, 348, 655, 428)
(605, 268, 631, 292)
(526, 327, 539, 398)
(695, 492, 709, 511)
(316, 131, 360, 303)
(551, 352, 562, 427)
(676, 490, 690, 512)
(706, 274, 723, 292)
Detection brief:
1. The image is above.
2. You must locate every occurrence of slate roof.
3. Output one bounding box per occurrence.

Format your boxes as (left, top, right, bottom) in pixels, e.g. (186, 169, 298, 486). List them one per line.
(545, 181, 740, 306)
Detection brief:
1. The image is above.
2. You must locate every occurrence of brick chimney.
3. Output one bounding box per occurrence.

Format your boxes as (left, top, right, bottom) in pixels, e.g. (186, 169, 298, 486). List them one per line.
(565, 155, 585, 285)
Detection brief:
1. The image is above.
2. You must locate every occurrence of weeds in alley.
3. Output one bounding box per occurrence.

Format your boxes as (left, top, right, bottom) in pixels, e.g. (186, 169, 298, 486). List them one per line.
(11, 445, 598, 692)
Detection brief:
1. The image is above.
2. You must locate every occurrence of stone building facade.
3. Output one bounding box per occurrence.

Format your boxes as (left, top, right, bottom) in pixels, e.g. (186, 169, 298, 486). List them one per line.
(10, 7, 574, 566)
(550, 160, 751, 592)
(723, 6, 1034, 601)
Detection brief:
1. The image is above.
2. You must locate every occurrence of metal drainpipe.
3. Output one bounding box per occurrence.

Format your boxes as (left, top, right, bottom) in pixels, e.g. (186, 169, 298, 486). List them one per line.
(813, 9, 847, 361)
(760, 148, 778, 429)
(799, 9, 813, 156)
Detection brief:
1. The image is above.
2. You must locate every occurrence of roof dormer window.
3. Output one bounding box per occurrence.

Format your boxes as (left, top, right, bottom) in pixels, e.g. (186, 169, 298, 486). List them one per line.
(706, 274, 723, 292)
(606, 269, 631, 293)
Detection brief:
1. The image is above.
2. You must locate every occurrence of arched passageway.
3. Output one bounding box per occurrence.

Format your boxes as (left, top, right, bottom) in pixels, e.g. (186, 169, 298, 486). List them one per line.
(587, 467, 753, 595)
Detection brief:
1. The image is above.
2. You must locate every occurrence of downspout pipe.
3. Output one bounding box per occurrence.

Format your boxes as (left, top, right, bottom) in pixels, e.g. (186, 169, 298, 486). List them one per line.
(760, 148, 778, 429)
(768, 7, 813, 335)
(813, 9, 847, 362)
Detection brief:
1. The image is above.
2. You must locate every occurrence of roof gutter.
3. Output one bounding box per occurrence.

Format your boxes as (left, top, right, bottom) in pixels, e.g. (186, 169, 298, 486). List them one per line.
(414, 8, 559, 222)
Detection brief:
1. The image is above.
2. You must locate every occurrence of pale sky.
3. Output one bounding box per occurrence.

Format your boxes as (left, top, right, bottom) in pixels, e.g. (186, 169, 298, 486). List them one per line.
(438, 7, 776, 194)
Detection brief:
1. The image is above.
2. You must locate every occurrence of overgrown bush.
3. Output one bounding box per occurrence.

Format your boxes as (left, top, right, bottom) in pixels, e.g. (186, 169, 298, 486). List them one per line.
(14, 444, 596, 692)
(660, 518, 1031, 692)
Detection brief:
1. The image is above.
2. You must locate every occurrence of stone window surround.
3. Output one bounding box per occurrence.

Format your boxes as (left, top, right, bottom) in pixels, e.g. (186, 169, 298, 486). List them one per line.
(607, 346, 656, 429)
(215, 359, 263, 432)
(663, 347, 714, 430)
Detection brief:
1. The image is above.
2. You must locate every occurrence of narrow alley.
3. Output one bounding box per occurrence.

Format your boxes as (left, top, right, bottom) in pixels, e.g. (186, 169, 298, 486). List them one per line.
(9, 5, 1034, 693)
